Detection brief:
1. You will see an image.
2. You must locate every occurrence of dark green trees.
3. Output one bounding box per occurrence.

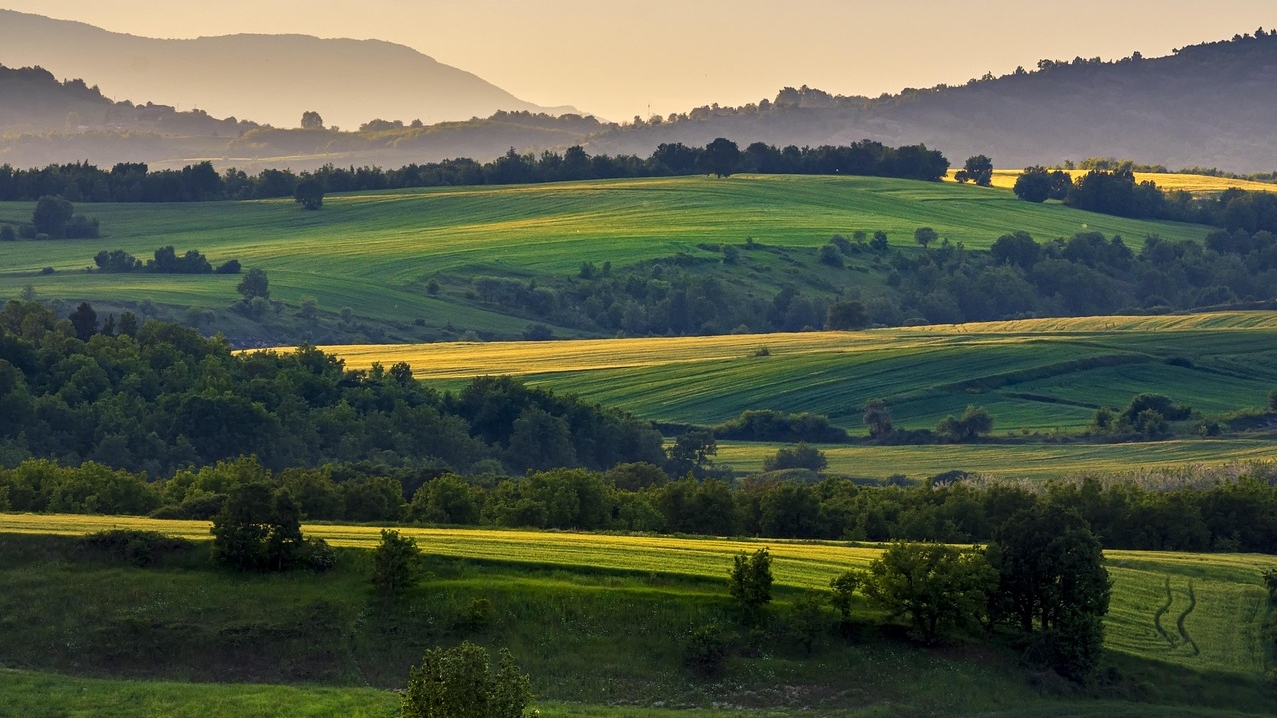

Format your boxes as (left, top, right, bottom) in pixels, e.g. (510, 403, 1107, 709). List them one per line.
(300, 111, 324, 130)
(862, 541, 997, 643)
(954, 155, 994, 187)
(1013, 166, 1071, 202)
(862, 399, 894, 440)
(371, 528, 421, 596)
(700, 137, 742, 178)
(237, 268, 270, 301)
(826, 300, 868, 330)
(210, 482, 305, 571)
(989, 504, 1111, 681)
(401, 641, 533, 718)
(728, 547, 774, 621)
(294, 179, 324, 210)
(936, 405, 994, 442)
(31, 195, 99, 238)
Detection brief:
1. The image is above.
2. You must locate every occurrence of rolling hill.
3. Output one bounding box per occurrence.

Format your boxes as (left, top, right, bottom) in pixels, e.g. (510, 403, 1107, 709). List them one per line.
(0, 10, 576, 132)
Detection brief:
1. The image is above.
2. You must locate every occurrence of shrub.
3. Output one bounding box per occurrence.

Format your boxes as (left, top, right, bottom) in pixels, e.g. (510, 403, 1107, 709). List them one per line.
(762, 443, 827, 472)
(457, 597, 494, 632)
(371, 528, 421, 595)
(401, 641, 533, 718)
(728, 547, 773, 622)
(684, 624, 732, 678)
(78, 529, 195, 567)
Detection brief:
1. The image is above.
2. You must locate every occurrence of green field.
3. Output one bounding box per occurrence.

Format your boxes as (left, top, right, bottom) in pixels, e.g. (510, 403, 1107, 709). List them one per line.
(3, 513, 1274, 681)
(0, 175, 1209, 333)
(326, 312, 1277, 433)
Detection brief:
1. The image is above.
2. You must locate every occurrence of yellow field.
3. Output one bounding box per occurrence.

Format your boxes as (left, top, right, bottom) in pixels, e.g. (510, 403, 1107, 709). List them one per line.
(319, 311, 1277, 381)
(950, 169, 1277, 194)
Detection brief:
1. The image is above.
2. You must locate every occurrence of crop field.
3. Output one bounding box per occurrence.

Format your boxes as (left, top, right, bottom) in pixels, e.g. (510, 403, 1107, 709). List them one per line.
(968, 169, 1277, 194)
(0, 175, 1208, 323)
(325, 312, 1277, 432)
(3, 513, 1274, 679)
(714, 440, 1277, 481)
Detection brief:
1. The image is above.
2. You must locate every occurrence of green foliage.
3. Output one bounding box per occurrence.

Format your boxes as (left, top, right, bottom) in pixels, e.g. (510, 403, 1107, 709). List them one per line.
(727, 547, 774, 621)
(761, 443, 827, 472)
(401, 641, 532, 718)
(914, 227, 938, 248)
(294, 179, 324, 210)
(237, 267, 270, 301)
(862, 399, 894, 440)
(936, 405, 994, 442)
(77, 529, 195, 567)
(457, 597, 494, 632)
(788, 591, 828, 654)
(683, 624, 732, 678)
(210, 482, 305, 571)
(371, 528, 421, 596)
(825, 300, 867, 330)
(829, 570, 864, 625)
(862, 541, 997, 643)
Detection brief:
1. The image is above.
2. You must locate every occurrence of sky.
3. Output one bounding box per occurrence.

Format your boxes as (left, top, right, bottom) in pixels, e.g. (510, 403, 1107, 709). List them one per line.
(1, 0, 1274, 121)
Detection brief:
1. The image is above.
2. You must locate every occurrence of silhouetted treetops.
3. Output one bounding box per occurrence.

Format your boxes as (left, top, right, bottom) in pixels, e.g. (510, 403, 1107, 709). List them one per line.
(0, 138, 950, 204)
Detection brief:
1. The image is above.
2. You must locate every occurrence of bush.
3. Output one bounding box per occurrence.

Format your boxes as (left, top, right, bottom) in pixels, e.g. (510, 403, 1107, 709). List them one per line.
(728, 547, 773, 622)
(683, 624, 732, 678)
(402, 641, 533, 718)
(371, 528, 421, 595)
(762, 443, 827, 472)
(457, 597, 494, 632)
(78, 529, 195, 567)
(300, 537, 337, 571)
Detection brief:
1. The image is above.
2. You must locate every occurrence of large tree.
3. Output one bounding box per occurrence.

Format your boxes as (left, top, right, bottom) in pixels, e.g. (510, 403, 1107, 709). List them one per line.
(699, 137, 742, 178)
(955, 155, 994, 187)
(862, 541, 997, 643)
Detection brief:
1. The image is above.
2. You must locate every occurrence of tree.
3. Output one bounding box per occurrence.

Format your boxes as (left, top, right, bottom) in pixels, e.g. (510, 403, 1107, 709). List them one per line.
(862, 541, 997, 643)
(0, 224, 15, 241)
(210, 482, 304, 571)
(936, 405, 993, 442)
(68, 302, 97, 342)
(1013, 166, 1068, 203)
(665, 429, 718, 478)
(869, 230, 889, 252)
(32, 195, 74, 237)
(700, 137, 742, 178)
(914, 227, 938, 249)
(826, 300, 868, 330)
(401, 641, 533, 718)
(829, 570, 865, 626)
(300, 110, 324, 130)
(237, 268, 270, 301)
(294, 179, 324, 210)
(762, 443, 827, 472)
(371, 528, 421, 596)
(989, 503, 1111, 681)
(728, 547, 774, 622)
(789, 592, 827, 654)
(862, 399, 894, 439)
(954, 155, 994, 186)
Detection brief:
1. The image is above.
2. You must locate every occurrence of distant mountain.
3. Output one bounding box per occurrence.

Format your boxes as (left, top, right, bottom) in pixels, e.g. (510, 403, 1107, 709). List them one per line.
(0, 10, 576, 131)
(584, 32, 1277, 175)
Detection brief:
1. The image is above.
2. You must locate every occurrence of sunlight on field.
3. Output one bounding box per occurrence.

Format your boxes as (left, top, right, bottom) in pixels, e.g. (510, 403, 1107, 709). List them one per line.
(950, 169, 1277, 194)
(2, 513, 1273, 675)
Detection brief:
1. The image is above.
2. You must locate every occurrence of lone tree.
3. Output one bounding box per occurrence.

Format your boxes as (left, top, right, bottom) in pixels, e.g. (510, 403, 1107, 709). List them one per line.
(294, 179, 324, 210)
(32, 195, 73, 237)
(1013, 166, 1072, 203)
(300, 110, 325, 130)
(728, 547, 774, 622)
(401, 642, 533, 718)
(762, 443, 827, 472)
(210, 482, 304, 571)
(862, 399, 894, 439)
(954, 155, 994, 186)
(237, 268, 270, 301)
(913, 227, 938, 249)
(826, 300, 868, 330)
(989, 503, 1111, 682)
(68, 301, 98, 342)
(936, 405, 993, 442)
(371, 528, 421, 596)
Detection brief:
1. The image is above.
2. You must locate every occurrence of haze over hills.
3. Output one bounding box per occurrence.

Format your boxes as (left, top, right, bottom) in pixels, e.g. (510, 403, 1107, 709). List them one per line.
(0, 9, 577, 131)
(1, 13, 1276, 175)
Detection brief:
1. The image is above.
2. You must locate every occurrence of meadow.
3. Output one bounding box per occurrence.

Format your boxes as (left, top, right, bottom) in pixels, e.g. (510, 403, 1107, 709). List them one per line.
(326, 311, 1277, 434)
(0, 515, 1273, 717)
(0, 175, 1210, 332)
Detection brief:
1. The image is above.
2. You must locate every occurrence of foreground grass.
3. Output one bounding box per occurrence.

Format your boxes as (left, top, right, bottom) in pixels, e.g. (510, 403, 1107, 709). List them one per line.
(2, 514, 1274, 681)
(325, 311, 1277, 433)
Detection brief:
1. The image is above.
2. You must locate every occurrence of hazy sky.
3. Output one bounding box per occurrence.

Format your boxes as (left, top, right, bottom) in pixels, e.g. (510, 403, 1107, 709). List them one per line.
(2, 1, 1274, 120)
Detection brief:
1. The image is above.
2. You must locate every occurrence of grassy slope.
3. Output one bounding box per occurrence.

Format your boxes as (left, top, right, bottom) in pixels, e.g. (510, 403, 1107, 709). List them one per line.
(3, 514, 1274, 681)
(326, 312, 1277, 437)
(0, 175, 1208, 330)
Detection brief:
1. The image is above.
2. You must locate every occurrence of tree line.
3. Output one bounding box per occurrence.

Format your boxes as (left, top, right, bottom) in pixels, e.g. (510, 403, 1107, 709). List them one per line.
(5, 450, 1277, 555)
(0, 138, 950, 204)
(1015, 166, 1277, 236)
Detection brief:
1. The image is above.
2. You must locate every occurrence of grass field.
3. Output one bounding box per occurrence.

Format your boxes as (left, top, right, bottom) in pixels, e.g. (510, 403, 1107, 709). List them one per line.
(0, 175, 1209, 330)
(324, 312, 1277, 433)
(966, 170, 1277, 194)
(3, 513, 1274, 681)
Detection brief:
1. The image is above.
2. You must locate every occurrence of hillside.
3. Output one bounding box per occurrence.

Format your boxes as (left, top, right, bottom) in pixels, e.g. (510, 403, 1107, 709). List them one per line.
(0, 10, 575, 131)
(585, 33, 1277, 174)
(0, 175, 1214, 346)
